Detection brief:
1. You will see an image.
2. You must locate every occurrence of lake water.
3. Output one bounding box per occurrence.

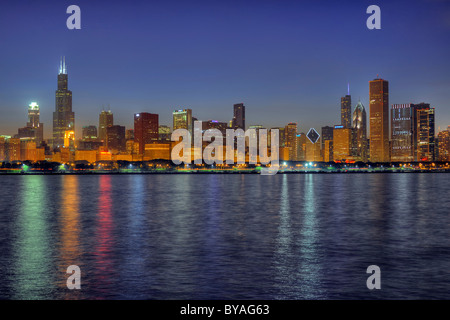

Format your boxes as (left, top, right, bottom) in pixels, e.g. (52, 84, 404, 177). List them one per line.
(0, 173, 449, 299)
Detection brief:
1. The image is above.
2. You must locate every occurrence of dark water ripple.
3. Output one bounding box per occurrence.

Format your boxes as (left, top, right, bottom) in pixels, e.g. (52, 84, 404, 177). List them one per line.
(0, 173, 448, 299)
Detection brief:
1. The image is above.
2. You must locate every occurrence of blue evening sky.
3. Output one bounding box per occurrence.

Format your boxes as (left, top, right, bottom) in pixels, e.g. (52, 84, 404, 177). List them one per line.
(0, 0, 449, 138)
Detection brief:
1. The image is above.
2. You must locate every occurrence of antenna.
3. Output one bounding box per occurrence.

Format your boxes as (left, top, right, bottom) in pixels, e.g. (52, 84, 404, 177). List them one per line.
(347, 82, 350, 96)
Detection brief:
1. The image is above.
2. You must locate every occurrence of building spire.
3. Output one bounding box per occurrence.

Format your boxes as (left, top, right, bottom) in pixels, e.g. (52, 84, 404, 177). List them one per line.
(59, 56, 67, 74)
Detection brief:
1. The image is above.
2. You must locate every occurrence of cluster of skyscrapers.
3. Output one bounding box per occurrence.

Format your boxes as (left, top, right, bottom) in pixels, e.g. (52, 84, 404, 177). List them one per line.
(0, 59, 449, 164)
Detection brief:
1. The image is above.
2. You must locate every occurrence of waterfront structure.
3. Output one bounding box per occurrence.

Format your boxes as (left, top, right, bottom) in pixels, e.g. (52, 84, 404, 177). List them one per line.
(369, 78, 389, 162)
(353, 101, 367, 162)
(232, 103, 245, 130)
(99, 110, 114, 143)
(134, 112, 159, 154)
(53, 57, 74, 148)
(333, 125, 354, 161)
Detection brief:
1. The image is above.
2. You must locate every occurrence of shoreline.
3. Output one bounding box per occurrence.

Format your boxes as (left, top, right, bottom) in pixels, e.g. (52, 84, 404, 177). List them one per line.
(1, 170, 450, 175)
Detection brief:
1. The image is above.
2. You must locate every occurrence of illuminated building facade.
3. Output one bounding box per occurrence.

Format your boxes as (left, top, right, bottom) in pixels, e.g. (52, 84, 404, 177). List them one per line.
(53, 57, 74, 148)
(296, 133, 306, 161)
(391, 104, 414, 162)
(341, 94, 352, 128)
(369, 78, 389, 162)
(0, 136, 5, 161)
(305, 138, 322, 162)
(64, 130, 75, 149)
(414, 103, 435, 161)
(134, 112, 159, 154)
(16, 102, 44, 145)
(353, 101, 367, 162)
(437, 127, 450, 161)
(173, 109, 192, 138)
(333, 125, 354, 161)
(285, 122, 298, 161)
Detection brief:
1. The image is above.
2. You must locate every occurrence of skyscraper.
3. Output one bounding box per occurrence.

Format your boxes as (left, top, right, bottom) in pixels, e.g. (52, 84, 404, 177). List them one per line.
(353, 101, 367, 162)
(82, 125, 98, 141)
(99, 109, 114, 143)
(437, 128, 450, 161)
(173, 109, 192, 137)
(134, 112, 159, 155)
(106, 125, 126, 153)
(321, 126, 334, 151)
(341, 93, 352, 129)
(333, 125, 354, 161)
(369, 78, 389, 162)
(16, 102, 44, 145)
(391, 104, 414, 162)
(285, 122, 298, 161)
(53, 57, 74, 148)
(414, 103, 435, 161)
(232, 103, 245, 130)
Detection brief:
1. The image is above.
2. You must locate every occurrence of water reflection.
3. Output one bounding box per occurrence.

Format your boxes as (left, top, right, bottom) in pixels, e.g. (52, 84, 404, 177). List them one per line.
(94, 175, 115, 298)
(13, 176, 52, 299)
(274, 174, 294, 298)
(298, 174, 324, 298)
(58, 175, 82, 299)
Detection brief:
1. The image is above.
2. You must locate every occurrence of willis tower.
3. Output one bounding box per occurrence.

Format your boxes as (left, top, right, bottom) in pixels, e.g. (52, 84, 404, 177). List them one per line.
(53, 57, 74, 148)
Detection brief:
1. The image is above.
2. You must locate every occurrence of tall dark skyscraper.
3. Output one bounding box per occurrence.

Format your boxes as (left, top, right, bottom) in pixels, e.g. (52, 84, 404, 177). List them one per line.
(369, 78, 389, 162)
(353, 101, 367, 162)
(134, 112, 159, 155)
(106, 125, 126, 153)
(341, 89, 352, 129)
(99, 109, 114, 143)
(232, 103, 245, 130)
(52, 57, 74, 148)
(321, 126, 334, 151)
(413, 103, 435, 161)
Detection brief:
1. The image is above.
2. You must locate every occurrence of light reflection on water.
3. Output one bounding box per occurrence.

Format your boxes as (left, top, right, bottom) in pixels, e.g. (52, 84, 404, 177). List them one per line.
(0, 173, 449, 299)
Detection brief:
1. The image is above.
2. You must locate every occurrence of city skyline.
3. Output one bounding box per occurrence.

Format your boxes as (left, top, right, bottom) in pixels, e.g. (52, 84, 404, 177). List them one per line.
(1, 0, 450, 137)
(0, 59, 447, 142)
